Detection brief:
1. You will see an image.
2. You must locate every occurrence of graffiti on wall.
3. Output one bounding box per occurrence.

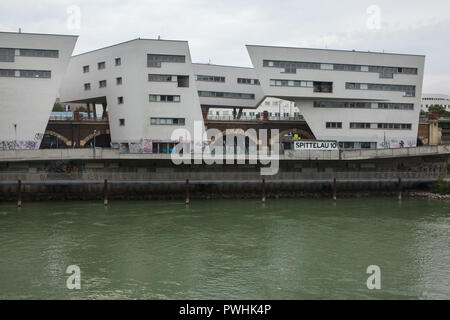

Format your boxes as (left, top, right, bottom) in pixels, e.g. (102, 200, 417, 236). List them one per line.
(0, 133, 44, 150)
(127, 139, 153, 154)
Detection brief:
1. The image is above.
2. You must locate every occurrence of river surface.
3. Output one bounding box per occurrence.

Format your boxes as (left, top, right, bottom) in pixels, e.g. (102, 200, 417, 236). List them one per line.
(0, 199, 449, 300)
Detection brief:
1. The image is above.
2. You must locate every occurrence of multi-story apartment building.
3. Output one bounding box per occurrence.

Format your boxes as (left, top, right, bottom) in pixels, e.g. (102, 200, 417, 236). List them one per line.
(421, 93, 450, 111)
(193, 63, 264, 118)
(0, 31, 77, 150)
(59, 38, 204, 153)
(247, 45, 425, 149)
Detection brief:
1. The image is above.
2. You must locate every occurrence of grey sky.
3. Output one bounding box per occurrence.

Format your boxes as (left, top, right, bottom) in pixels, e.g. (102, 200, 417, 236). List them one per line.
(1, 0, 449, 93)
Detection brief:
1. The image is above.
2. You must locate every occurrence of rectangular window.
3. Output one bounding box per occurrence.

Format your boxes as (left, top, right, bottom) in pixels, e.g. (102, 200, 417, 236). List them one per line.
(149, 95, 181, 102)
(177, 75, 189, 87)
(116, 77, 122, 85)
(313, 81, 333, 93)
(98, 61, 106, 70)
(196, 75, 225, 82)
(83, 65, 89, 73)
(99, 80, 107, 88)
(17, 49, 59, 58)
(84, 83, 91, 91)
(0, 48, 15, 62)
(150, 117, 185, 125)
(119, 119, 125, 126)
(147, 54, 185, 67)
(237, 78, 259, 85)
(148, 74, 173, 82)
(115, 58, 121, 66)
(326, 122, 342, 129)
(117, 97, 124, 104)
(198, 91, 255, 99)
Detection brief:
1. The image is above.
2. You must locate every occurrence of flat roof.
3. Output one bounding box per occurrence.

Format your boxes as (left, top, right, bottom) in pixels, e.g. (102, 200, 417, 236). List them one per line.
(192, 62, 253, 70)
(0, 31, 78, 38)
(246, 44, 425, 58)
(73, 37, 189, 57)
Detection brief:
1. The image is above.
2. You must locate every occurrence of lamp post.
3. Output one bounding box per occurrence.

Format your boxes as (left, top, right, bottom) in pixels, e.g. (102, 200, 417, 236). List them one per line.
(93, 129, 97, 158)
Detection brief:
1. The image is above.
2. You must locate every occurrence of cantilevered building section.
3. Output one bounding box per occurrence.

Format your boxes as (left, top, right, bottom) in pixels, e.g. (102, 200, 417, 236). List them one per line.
(0, 31, 77, 150)
(193, 63, 264, 118)
(247, 45, 425, 149)
(60, 38, 204, 153)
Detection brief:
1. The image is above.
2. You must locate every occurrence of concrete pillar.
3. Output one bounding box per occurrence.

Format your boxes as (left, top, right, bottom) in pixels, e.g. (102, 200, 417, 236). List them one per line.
(237, 108, 243, 119)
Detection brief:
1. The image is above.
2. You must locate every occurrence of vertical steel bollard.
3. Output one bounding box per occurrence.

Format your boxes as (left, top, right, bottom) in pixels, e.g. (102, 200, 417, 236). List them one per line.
(17, 179, 22, 207)
(103, 179, 108, 206)
(398, 177, 402, 200)
(185, 179, 190, 205)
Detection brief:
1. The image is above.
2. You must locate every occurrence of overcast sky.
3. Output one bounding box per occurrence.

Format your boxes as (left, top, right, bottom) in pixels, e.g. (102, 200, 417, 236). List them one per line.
(1, 0, 449, 94)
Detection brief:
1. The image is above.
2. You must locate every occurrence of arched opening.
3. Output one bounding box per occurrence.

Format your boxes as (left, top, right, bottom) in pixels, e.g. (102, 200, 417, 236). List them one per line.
(83, 134, 111, 148)
(40, 131, 70, 149)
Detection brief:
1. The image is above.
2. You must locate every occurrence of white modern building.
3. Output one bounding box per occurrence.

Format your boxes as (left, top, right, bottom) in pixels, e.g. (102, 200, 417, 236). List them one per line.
(0, 31, 77, 150)
(193, 63, 264, 118)
(247, 45, 425, 149)
(421, 93, 450, 111)
(60, 38, 204, 153)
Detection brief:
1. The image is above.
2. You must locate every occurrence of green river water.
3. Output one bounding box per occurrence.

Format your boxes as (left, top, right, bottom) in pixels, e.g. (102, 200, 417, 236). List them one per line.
(0, 199, 449, 299)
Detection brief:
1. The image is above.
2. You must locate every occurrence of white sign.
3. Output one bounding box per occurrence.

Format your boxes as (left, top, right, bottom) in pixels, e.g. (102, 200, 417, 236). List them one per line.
(294, 140, 338, 151)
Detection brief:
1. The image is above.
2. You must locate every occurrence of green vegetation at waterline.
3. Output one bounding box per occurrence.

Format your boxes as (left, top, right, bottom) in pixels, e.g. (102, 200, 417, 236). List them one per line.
(431, 177, 450, 195)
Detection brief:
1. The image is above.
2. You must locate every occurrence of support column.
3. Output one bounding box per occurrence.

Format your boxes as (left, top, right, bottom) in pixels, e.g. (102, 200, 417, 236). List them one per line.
(103, 179, 108, 206)
(332, 178, 337, 201)
(93, 104, 97, 120)
(185, 179, 190, 204)
(262, 178, 266, 203)
(398, 177, 402, 200)
(87, 103, 91, 119)
(237, 108, 243, 119)
(102, 103, 107, 120)
(17, 179, 22, 207)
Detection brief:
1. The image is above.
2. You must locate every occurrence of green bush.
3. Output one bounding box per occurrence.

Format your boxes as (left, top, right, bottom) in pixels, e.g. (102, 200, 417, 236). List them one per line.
(431, 176, 450, 195)
(52, 103, 63, 112)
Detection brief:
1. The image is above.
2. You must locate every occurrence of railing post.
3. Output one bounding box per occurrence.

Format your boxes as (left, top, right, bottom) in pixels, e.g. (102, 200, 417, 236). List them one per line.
(262, 178, 266, 203)
(398, 177, 402, 200)
(185, 179, 190, 205)
(332, 178, 337, 201)
(103, 179, 108, 206)
(17, 179, 22, 207)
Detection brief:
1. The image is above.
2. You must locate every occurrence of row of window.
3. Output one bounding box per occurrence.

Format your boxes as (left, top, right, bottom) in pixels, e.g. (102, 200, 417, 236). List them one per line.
(83, 58, 121, 73)
(84, 77, 122, 90)
(119, 117, 186, 127)
(0, 48, 59, 62)
(346, 83, 416, 97)
(151, 117, 185, 125)
(196, 75, 225, 82)
(0, 68, 51, 78)
(147, 54, 185, 67)
(198, 91, 255, 99)
(339, 142, 377, 150)
(149, 94, 180, 102)
(263, 59, 418, 78)
(237, 78, 260, 85)
(269, 79, 333, 93)
(314, 101, 414, 110)
(148, 74, 189, 87)
(349, 122, 412, 130)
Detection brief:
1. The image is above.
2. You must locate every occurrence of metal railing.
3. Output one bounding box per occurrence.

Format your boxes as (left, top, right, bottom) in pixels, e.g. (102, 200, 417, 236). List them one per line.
(206, 115, 305, 122)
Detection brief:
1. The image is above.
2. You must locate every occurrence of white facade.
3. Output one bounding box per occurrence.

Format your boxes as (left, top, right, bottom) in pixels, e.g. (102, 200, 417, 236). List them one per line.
(421, 93, 450, 111)
(247, 45, 425, 149)
(0, 31, 77, 150)
(60, 39, 204, 153)
(193, 63, 264, 116)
